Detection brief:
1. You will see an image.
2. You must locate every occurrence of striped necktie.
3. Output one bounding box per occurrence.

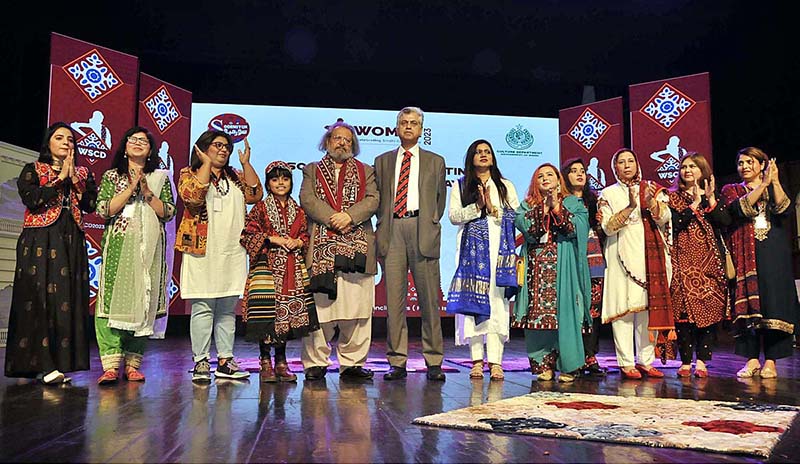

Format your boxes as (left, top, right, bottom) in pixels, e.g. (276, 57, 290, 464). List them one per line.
(393, 151, 413, 217)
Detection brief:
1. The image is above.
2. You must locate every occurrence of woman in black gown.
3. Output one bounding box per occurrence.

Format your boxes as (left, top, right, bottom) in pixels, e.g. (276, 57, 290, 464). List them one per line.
(4, 122, 97, 384)
(721, 147, 799, 379)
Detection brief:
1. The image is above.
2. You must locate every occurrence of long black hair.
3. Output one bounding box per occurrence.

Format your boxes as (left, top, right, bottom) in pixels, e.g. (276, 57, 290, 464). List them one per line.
(460, 139, 509, 208)
(265, 166, 293, 196)
(111, 126, 160, 175)
(38, 122, 80, 165)
(561, 157, 599, 230)
(190, 129, 239, 182)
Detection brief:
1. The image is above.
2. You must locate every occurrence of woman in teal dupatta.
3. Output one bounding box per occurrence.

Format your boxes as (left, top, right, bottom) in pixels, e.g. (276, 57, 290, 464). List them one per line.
(513, 163, 592, 382)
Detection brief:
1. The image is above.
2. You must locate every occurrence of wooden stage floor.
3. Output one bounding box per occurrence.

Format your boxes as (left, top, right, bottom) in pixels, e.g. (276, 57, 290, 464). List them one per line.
(1, 334, 799, 463)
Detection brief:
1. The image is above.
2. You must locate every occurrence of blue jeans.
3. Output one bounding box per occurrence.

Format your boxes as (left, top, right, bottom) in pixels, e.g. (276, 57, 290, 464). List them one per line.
(189, 297, 238, 362)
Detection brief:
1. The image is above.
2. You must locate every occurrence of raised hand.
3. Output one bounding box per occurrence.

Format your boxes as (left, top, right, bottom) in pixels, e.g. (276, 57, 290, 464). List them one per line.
(704, 176, 717, 208)
(194, 144, 211, 165)
(690, 184, 702, 209)
(476, 183, 486, 209)
(238, 138, 251, 166)
(627, 185, 638, 209)
(644, 182, 657, 206)
(484, 183, 494, 213)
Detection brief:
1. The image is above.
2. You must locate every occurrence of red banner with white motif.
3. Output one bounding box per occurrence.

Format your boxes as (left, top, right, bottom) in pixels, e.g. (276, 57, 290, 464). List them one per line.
(136, 73, 192, 316)
(559, 97, 625, 192)
(48, 32, 139, 310)
(629, 72, 712, 185)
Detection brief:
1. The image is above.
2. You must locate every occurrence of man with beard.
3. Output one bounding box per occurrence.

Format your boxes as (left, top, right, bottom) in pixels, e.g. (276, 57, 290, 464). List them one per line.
(374, 107, 447, 381)
(299, 120, 380, 381)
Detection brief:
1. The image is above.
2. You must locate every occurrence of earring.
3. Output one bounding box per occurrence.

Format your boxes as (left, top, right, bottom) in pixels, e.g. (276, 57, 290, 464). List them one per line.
(124, 152, 128, 158)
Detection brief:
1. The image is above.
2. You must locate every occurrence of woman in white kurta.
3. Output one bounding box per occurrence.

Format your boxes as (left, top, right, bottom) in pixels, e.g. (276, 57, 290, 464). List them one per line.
(599, 148, 672, 380)
(447, 139, 520, 381)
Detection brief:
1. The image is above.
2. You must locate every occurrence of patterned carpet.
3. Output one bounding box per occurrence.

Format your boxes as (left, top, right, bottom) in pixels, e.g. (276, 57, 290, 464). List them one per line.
(413, 391, 799, 458)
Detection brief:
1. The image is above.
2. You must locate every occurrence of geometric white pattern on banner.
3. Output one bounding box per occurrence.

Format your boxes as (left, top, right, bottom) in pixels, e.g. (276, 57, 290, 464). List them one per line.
(85, 239, 102, 298)
(568, 108, 610, 152)
(640, 83, 695, 130)
(63, 49, 121, 103)
(144, 85, 182, 133)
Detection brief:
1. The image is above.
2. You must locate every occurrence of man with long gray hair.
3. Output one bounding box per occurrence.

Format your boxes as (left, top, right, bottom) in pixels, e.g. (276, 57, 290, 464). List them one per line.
(299, 120, 380, 381)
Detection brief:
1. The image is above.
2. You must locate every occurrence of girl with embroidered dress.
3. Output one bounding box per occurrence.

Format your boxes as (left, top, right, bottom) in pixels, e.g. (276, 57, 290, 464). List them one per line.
(94, 127, 176, 385)
(598, 148, 673, 380)
(5, 122, 97, 384)
(513, 163, 591, 383)
(561, 158, 608, 377)
(446, 140, 520, 381)
(240, 161, 319, 383)
(721, 147, 799, 379)
(667, 152, 729, 378)
(176, 129, 263, 383)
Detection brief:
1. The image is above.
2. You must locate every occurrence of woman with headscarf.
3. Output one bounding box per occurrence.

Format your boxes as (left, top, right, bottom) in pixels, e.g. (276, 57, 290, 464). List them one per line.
(598, 148, 673, 380)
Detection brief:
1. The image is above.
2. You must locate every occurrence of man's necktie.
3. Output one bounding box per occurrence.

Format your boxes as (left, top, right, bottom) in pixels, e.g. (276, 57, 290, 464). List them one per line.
(393, 151, 412, 217)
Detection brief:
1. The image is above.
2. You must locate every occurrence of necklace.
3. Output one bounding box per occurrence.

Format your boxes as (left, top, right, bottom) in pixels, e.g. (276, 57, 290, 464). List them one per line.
(211, 172, 230, 196)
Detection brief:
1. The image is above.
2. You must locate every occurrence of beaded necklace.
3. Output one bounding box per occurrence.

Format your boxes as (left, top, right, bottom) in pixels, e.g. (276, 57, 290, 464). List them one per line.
(211, 171, 230, 196)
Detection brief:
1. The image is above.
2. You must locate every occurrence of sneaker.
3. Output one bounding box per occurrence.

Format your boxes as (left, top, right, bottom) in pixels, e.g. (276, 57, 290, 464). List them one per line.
(215, 358, 250, 380)
(192, 359, 212, 383)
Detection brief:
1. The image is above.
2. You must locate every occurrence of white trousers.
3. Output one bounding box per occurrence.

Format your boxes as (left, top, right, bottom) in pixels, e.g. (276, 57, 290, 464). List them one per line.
(301, 318, 372, 369)
(469, 333, 505, 365)
(611, 311, 655, 368)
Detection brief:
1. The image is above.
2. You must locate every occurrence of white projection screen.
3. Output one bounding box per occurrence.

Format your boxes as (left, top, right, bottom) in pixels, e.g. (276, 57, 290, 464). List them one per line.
(190, 103, 558, 315)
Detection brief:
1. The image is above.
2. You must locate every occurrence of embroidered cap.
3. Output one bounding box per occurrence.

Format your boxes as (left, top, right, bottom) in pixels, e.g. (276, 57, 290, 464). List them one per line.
(265, 161, 291, 177)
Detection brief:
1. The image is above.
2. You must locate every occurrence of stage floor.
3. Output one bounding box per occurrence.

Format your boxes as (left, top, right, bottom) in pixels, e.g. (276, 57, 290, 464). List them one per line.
(1, 334, 799, 463)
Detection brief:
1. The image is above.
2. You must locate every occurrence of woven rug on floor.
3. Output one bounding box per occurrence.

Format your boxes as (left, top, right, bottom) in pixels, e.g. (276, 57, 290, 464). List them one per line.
(220, 357, 459, 374)
(412, 391, 799, 458)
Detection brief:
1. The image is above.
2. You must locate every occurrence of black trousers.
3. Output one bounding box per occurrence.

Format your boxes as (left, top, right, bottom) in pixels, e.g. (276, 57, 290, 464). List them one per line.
(675, 322, 715, 364)
(735, 328, 794, 360)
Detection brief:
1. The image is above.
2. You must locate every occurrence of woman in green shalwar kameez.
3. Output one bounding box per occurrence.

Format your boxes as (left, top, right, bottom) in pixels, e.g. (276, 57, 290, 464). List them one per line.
(513, 163, 592, 382)
(94, 127, 176, 384)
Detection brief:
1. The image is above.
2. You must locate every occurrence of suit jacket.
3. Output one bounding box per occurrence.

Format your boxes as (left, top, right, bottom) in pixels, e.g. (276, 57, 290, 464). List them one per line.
(374, 147, 447, 259)
(299, 159, 380, 275)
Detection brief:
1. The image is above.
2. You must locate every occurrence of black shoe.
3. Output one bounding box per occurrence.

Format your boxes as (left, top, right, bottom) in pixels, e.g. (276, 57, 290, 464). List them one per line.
(426, 365, 446, 381)
(340, 366, 374, 379)
(383, 366, 407, 380)
(585, 363, 607, 377)
(304, 366, 327, 381)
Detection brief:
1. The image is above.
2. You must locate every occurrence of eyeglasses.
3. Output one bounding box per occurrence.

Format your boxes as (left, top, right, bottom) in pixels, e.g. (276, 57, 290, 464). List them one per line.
(210, 141, 233, 152)
(127, 136, 150, 146)
(399, 120, 421, 127)
(331, 135, 353, 145)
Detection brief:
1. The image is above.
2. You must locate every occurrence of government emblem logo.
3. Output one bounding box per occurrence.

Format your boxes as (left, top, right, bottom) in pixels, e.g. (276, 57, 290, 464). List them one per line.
(143, 85, 182, 134)
(62, 49, 122, 103)
(640, 84, 695, 130)
(568, 108, 610, 152)
(505, 125, 534, 150)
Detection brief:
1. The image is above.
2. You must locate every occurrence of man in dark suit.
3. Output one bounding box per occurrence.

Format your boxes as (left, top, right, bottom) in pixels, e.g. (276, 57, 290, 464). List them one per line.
(374, 107, 447, 381)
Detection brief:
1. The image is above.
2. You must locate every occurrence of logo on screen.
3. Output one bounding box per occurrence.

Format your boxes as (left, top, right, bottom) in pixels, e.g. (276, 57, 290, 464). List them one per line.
(568, 109, 609, 152)
(208, 114, 250, 142)
(143, 85, 182, 133)
(62, 49, 122, 103)
(640, 84, 695, 130)
(505, 125, 534, 150)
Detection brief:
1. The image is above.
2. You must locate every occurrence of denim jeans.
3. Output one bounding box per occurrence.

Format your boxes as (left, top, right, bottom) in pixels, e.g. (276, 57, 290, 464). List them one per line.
(189, 296, 238, 362)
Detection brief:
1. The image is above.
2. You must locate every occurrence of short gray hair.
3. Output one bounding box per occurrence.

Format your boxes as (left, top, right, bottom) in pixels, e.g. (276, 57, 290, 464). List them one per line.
(317, 120, 360, 156)
(396, 107, 424, 127)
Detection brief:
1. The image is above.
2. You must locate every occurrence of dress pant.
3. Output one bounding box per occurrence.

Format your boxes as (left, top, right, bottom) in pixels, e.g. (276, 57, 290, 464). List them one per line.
(384, 216, 444, 368)
(611, 310, 655, 368)
(302, 318, 372, 369)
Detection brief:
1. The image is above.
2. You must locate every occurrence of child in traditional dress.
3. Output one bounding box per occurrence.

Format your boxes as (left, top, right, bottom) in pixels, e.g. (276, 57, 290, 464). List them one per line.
(240, 161, 319, 382)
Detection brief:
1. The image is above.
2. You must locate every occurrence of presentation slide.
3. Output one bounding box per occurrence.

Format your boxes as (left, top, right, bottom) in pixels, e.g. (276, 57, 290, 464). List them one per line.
(190, 103, 559, 310)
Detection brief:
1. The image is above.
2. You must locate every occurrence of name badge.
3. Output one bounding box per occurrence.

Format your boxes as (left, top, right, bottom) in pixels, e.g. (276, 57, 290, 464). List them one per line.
(754, 213, 768, 230)
(213, 197, 223, 212)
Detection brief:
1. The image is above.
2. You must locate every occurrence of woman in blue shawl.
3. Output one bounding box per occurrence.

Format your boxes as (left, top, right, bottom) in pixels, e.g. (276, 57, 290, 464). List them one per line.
(513, 163, 592, 382)
(446, 140, 520, 381)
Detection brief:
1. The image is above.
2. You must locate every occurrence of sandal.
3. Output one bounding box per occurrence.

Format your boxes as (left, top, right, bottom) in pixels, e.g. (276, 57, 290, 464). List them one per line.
(620, 367, 642, 380)
(469, 361, 484, 379)
(125, 367, 146, 382)
(693, 368, 709, 378)
(759, 367, 777, 379)
(537, 369, 554, 381)
(97, 369, 119, 385)
(677, 366, 692, 378)
(736, 364, 761, 378)
(558, 372, 575, 383)
(489, 363, 504, 381)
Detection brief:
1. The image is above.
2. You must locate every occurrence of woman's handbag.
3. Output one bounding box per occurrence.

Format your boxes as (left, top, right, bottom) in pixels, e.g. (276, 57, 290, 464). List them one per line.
(721, 241, 736, 280)
(515, 254, 525, 287)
